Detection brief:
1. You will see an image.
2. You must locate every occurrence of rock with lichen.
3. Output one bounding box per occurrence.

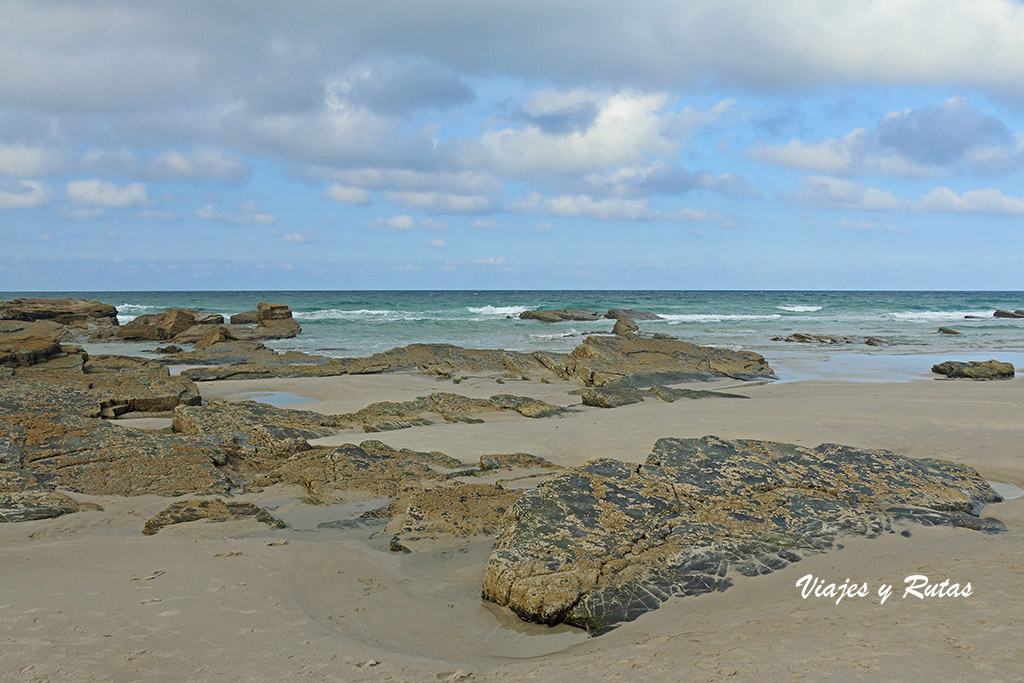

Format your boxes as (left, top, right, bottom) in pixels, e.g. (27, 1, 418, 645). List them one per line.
(142, 498, 284, 535)
(931, 360, 1015, 380)
(482, 435, 1003, 633)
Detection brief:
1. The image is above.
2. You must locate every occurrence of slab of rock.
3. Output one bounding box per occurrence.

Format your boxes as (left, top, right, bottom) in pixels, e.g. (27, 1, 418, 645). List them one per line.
(554, 335, 774, 387)
(255, 302, 301, 338)
(0, 298, 118, 329)
(611, 317, 638, 337)
(0, 323, 73, 368)
(162, 340, 333, 368)
(389, 484, 522, 551)
(773, 333, 891, 346)
(483, 436, 1003, 633)
(993, 309, 1024, 319)
(0, 491, 91, 523)
(0, 412, 232, 496)
(604, 309, 664, 321)
(520, 309, 603, 323)
(230, 310, 259, 324)
(578, 385, 748, 408)
(931, 360, 1015, 380)
(1, 353, 200, 418)
(142, 498, 284, 535)
(938, 327, 961, 335)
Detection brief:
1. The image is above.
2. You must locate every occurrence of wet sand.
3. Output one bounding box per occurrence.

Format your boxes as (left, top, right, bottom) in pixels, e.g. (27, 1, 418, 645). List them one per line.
(2, 371, 1023, 681)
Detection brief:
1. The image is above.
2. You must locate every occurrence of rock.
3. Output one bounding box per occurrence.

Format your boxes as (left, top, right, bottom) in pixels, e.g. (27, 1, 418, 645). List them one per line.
(0, 491, 90, 523)
(864, 337, 889, 347)
(554, 335, 774, 387)
(230, 311, 259, 324)
(172, 399, 343, 463)
(150, 345, 183, 354)
(255, 302, 301, 338)
(578, 385, 748, 408)
(142, 498, 285, 535)
(0, 353, 200, 418)
(389, 484, 523, 550)
(993, 309, 1024, 319)
(192, 325, 238, 349)
(163, 340, 333, 368)
(269, 441, 462, 503)
(117, 308, 196, 341)
(931, 360, 1015, 380)
(476, 453, 560, 472)
(579, 386, 649, 408)
(520, 309, 603, 323)
(773, 333, 890, 347)
(604, 310, 664, 321)
(612, 317, 638, 337)
(0, 412, 232, 496)
(0, 324, 70, 368)
(938, 327, 961, 335)
(347, 392, 566, 432)
(0, 298, 118, 329)
(482, 436, 1003, 633)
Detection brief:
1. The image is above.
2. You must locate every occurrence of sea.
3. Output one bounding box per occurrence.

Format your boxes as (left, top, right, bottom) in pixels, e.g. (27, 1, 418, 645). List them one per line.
(7, 290, 1024, 382)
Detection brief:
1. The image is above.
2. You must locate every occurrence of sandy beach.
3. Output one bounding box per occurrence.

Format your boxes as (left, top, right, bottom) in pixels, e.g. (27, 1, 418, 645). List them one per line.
(3, 368, 1022, 682)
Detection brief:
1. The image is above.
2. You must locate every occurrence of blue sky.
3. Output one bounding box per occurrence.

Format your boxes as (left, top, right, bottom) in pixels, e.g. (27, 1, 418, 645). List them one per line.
(2, 1, 1024, 290)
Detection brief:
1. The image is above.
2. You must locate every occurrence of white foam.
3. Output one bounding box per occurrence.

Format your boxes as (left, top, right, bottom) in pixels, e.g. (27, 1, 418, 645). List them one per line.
(293, 308, 397, 320)
(886, 310, 994, 322)
(662, 314, 784, 323)
(777, 305, 823, 312)
(467, 305, 531, 316)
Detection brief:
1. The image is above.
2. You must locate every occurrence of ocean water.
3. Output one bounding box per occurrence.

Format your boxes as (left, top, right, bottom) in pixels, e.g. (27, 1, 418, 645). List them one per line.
(7, 290, 1024, 380)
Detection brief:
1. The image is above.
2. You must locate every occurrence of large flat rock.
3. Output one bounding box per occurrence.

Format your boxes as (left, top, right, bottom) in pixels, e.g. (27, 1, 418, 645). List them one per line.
(483, 436, 1003, 633)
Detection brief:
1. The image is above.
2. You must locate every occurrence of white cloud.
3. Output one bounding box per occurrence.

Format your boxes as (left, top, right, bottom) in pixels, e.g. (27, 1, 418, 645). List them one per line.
(82, 146, 248, 182)
(381, 190, 492, 214)
(195, 200, 276, 225)
(472, 219, 497, 228)
(368, 214, 415, 230)
(920, 187, 1024, 215)
(325, 183, 372, 205)
(544, 195, 658, 221)
(282, 232, 311, 243)
(65, 178, 148, 207)
(420, 218, 447, 229)
(787, 176, 911, 211)
(428, 238, 447, 247)
(60, 206, 105, 219)
(0, 180, 52, 209)
(0, 144, 64, 177)
(750, 129, 934, 178)
(473, 256, 506, 265)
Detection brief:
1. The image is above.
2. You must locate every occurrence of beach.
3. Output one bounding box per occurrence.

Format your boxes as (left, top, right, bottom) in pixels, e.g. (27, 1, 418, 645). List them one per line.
(2, 356, 1022, 681)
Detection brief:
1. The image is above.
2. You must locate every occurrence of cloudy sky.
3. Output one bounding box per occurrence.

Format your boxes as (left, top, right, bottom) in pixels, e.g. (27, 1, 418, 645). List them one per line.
(3, 0, 1024, 290)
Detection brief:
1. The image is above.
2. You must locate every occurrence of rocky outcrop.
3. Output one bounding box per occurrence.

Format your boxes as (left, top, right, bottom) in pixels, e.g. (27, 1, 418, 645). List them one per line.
(482, 436, 1004, 633)
(163, 340, 333, 369)
(931, 360, 1015, 380)
(230, 310, 259, 324)
(773, 333, 890, 346)
(993, 309, 1024, 319)
(938, 327, 961, 335)
(256, 302, 301, 338)
(0, 412, 232, 496)
(604, 309, 664, 321)
(389, 484, 522, 552)
(0, 321, 78, 368)
(577, 385, 749, 408)
(611, 317, 638, 337)
(142, 498, 285, 535)
(0, 491, 91, 523)
(0, 298, 118, 329)
(520, 309, 603, 323)
(550, 335, 774, 387)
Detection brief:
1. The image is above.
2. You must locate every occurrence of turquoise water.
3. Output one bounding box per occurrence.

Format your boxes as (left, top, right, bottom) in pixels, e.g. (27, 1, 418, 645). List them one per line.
(6, 291, 1024, 377)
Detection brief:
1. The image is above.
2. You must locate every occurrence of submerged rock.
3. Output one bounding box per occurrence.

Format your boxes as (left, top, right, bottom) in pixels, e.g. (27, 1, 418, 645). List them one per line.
(482, 436, 1003, 633)
(520, 309, 603, 323)
(938, 327, 961, 335)
(773, 333, 891, 346)
(932, 360, 1015, 380)
(993, 309, 1024, 319)
(604, 309, 664, 321)
(142, 498, 284, 535)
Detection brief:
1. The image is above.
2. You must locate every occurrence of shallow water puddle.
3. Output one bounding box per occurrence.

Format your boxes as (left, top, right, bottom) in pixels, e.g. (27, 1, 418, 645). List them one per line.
(989, 481, 1024, 501)
(234, 391, 319, 408)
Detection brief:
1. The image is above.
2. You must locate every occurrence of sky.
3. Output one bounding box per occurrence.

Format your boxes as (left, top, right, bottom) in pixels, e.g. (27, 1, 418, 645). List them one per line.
(3, 0, 1024, 291)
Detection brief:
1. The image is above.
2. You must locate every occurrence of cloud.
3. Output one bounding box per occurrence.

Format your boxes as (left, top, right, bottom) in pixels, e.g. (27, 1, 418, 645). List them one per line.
(919, 187, 1024, 215)
(325, 58, 474, 116)
(0, 180, 52, 208)
(584, 162, 758, 198)
(542, 194, 723, 223)
(428, 238, 447, 247)
(281, 232, 311, 243)
(325, 183, 372, 205)
(368, 214, 415, 230)
(60, 206, 105, 220)
(380, 190, 493, 214)
(65, 178, 148, 207)
(789, 176, 1024, 216)
(473, 256, 507, 265)
(751, 98, 1019, 177)
(80, 147, 249, 183)
(195, 200, 276, 225)
(420, 218, 447, 229)
(787, 176, 912, 211)
(138, 209, 181, 221)
(0, 144, 64, 177)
